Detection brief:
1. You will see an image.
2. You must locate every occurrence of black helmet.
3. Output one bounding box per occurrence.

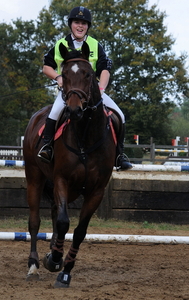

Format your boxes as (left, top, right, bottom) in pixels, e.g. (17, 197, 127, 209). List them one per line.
(68, 6, 92, 28)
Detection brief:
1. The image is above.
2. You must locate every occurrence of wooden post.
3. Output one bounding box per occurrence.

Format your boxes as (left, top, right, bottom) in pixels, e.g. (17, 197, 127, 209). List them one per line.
(150, 137, 155, 163)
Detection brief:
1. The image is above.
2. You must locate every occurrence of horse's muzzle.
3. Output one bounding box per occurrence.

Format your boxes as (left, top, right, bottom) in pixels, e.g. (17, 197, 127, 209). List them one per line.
(64, 106, 83, 121)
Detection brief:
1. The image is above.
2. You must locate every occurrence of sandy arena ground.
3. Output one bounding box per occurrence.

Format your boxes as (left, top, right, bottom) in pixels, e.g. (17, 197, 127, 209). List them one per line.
(1, 229, 189, 300)
(1, 168, 189, 299)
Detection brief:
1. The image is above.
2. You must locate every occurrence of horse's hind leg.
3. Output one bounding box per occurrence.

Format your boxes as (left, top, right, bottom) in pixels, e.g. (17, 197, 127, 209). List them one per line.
(26, 173, 46, 281)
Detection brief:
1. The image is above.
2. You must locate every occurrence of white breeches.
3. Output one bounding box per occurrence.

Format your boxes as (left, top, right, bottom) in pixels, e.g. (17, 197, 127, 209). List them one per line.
(49, 90, 125, 123)
(102, 93, 125, 123)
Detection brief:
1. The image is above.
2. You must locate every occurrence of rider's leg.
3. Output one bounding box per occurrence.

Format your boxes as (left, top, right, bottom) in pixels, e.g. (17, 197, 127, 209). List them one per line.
(102, 93, 132, 170)
(38, 90, 66, 163)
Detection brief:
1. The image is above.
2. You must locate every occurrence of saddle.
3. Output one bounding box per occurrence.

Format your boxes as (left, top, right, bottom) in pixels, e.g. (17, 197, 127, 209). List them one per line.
(38, 107, 120, 145)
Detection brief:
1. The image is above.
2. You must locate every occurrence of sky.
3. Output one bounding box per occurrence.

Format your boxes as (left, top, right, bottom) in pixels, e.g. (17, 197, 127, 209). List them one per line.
(0, 0, 189, 65)
(0, 0, 50, 23)
(148, 0, 189, 64)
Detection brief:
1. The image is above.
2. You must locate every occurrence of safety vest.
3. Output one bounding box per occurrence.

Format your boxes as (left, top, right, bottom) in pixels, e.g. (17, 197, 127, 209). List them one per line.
(54, 36, 98, 74)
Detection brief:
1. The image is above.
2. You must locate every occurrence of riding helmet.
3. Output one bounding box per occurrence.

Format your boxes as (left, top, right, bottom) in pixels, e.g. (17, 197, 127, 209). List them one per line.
(68, 6, 92, 28)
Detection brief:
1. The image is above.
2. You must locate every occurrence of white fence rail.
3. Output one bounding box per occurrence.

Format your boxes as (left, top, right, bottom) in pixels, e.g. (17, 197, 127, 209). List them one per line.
(0, 150, 19, 156)
(1, 139, 189, 163)
(0, 146, 22, 160)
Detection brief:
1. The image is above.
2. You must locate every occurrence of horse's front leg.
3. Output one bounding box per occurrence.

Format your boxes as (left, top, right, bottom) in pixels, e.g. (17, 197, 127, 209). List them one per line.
(43, 191, 69, 275)
(54, 190, 104, 288)
(26, 182, 43, 281)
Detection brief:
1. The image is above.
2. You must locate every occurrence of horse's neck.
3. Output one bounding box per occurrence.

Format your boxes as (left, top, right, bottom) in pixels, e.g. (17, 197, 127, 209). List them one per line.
(74, 106, 106, 144)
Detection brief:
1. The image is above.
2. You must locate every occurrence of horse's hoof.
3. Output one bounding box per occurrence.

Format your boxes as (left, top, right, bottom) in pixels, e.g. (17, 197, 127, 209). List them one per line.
(26, 264, 39, 281)
(26, 273, 40, 281)
(54, 272, 71, 288)
(43, 252, 63, 272)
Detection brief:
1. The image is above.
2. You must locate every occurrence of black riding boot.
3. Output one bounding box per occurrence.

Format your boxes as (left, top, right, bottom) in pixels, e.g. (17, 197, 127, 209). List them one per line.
(37, 118, 56, 163)
(116, 125, 132, 170)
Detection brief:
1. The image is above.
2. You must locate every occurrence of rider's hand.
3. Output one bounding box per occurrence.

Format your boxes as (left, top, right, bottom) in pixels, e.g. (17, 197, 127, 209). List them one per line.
(55, 75, 63, 87)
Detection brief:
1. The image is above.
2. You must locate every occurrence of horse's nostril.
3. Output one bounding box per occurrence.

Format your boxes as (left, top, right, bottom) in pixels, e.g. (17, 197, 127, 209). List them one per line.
(76, 107, 83, 117)
(73, 107, 83, 120)
(65, 106, 83, 121)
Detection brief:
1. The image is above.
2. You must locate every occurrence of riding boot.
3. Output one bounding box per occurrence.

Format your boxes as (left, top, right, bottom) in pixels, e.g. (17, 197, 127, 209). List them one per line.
(116, 125, 132, 170)
(37, 118, 56, 163)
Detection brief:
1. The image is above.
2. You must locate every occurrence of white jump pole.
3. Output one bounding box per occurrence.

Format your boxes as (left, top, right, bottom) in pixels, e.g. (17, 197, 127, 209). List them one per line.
(155, 149, 188, 153)
(1, 232, 189, 244)
(2, 160, 189, 172)
(130, 164, 189, 172)
(0, 159, 25, 167)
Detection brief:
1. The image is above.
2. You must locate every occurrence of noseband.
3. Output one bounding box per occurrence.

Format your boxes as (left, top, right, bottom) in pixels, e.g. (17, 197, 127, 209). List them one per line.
(65, 88, 89, 104)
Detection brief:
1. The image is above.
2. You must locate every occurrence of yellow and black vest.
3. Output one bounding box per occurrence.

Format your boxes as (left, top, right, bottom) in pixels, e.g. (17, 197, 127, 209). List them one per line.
(54, 36, 98, 74)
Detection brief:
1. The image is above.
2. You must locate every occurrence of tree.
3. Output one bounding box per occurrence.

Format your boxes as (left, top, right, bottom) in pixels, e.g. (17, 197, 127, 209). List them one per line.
(0, 0, 189, 145)
(46, 0, 189, 143)
(0, 20, 54, 144)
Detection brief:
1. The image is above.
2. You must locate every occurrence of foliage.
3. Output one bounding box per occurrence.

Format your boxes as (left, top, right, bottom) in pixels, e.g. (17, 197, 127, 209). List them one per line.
(81, 0, 189, 143)
(0, 0, 189, 145)
(0, 20, 54, 144)
(125, 146, 143, 163)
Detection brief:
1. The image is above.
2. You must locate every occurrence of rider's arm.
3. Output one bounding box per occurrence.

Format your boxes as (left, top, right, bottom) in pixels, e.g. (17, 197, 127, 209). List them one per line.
(98, 70, 110, 94)
(96, 43, 112, 94)
(43, 48, 63, 87)
(43, 65, 63, 87)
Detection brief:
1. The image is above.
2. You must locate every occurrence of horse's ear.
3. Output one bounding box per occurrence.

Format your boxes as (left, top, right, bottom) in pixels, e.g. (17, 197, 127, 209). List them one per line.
(81, 41, 90, 60)
(59, 43, 69, 59)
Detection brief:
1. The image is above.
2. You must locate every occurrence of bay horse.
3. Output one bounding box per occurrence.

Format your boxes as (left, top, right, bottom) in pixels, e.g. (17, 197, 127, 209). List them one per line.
(23, 42, 121, 287)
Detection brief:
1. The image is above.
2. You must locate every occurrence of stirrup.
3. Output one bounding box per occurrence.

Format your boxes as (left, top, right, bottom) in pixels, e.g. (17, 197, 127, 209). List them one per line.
(37, 144, 54, 163)
(116, 153, 132, 171)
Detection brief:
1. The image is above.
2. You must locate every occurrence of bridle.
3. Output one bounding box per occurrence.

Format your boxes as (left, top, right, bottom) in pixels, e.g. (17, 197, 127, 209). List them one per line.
(65, 88, 89, 106)
(61, 58, 102, 111)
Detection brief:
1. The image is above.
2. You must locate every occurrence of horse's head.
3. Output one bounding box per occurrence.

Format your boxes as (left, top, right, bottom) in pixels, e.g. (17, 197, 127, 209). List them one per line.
(59, 42, 100, 121)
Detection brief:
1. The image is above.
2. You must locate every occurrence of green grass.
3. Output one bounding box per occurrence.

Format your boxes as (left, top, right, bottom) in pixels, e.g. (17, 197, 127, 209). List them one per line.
(140, 220, 189, 231)
(1, 216, 189, 232)
(89, 218, 189, 232)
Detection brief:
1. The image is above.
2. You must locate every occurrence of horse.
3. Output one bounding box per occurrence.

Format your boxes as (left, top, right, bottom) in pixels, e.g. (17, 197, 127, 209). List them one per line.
(23, 41, 121, 288)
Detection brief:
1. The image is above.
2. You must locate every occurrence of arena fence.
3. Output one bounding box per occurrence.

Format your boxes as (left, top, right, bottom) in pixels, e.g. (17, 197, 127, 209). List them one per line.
(1, 138, 189, 163)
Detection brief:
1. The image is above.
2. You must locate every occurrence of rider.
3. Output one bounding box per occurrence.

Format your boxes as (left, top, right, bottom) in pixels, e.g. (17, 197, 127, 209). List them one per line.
(38, 6, 132, 170)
